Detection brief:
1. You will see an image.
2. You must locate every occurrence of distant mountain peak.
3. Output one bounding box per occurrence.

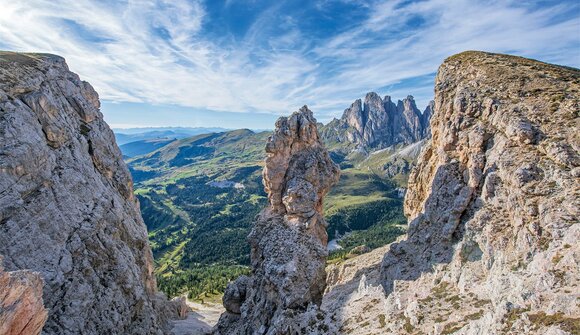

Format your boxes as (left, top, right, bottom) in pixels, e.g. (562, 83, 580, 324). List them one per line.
(320, 91, 433, 152)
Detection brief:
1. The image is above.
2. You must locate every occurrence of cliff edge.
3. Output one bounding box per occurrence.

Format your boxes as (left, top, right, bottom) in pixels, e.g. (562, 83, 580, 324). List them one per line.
(0, 52, 171, 334)
(321, 51, 579, 334)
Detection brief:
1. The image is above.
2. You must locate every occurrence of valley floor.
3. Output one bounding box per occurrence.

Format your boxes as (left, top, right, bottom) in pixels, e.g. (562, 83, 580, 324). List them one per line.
(171, 298, 224, 335)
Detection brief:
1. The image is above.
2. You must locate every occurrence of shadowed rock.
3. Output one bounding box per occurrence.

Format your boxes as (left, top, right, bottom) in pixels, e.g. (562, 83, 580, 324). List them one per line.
(0, 52, 171, 334)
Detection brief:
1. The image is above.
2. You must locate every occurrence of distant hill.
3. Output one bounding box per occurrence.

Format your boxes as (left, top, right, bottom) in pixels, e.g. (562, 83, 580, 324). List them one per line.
(113, 127, 230, 145)
(119, 138, 177, 157)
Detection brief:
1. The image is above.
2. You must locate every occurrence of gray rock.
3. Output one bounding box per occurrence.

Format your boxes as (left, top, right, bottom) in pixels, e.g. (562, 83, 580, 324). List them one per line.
(0, 52, 169, 334)
(319, 92, 432, 153)
(214, 106, 340, 334)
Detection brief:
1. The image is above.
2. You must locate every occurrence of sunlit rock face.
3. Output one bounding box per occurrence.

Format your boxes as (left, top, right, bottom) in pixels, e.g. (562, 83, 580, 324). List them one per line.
(285, 51, 580, 335)
(0, 52, 170, 335)
(214, 106, 340, 335)
(319, 92, 433, 153)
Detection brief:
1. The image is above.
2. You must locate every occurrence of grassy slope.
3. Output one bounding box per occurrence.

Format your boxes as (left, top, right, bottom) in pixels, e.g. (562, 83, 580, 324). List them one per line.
(129, 129, 421, 298)
(128, 130, 268, 298)
(119, 138, 176, 157)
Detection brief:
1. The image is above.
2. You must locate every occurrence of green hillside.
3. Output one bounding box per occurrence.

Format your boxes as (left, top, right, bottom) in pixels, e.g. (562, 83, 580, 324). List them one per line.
(128, 129, 419, 299)
(119, 138, 176, 157)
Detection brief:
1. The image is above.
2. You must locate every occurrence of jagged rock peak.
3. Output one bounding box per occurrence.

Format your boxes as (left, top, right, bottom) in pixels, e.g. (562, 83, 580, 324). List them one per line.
(324, 91, 433, 151)
(398, 95, 418, 111)
(215, 106, 340, 334)
(263, 105, 340, 243)
(0, 52, 172, 334)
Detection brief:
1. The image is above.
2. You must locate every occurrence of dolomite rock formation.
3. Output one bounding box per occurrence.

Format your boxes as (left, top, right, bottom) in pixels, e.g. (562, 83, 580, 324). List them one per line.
(318, 51, 580, 334)
(320, 92, 433, 152)
(0, 52, 170, 334)
(214, 106, 340, 334)
(0, 257, 48, 335)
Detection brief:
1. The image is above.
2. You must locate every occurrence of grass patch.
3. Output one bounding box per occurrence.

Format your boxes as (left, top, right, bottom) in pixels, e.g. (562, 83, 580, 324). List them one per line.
(528, 312, 580, 333)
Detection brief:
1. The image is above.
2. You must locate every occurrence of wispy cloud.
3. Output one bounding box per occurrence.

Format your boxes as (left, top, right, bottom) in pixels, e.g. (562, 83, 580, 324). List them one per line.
(0, 0, 578, 121)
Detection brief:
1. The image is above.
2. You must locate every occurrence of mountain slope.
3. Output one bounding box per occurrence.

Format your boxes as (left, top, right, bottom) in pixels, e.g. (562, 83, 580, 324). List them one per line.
(114, 127, 228, 145)
(128, 111, 423, 298)
(127, 129, 270, 297)
(119, 137, 176, 157)
(320, 51, 579, 334)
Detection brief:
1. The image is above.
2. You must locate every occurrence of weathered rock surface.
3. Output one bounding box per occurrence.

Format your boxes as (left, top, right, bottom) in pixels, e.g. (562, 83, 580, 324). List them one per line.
(0, 257, 48, 335)
(0, 52, 169, 334)
(319, 92, 433, 153)
(314, 51, 580, 334)
(214, 106, 340, 334)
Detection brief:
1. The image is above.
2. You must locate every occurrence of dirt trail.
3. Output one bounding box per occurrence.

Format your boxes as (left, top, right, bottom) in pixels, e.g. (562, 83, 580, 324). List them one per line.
(171, 298, 224, 335)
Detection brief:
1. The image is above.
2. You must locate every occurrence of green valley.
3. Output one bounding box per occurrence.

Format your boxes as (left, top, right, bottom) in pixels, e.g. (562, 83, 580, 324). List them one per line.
(125, 93, 431, 300)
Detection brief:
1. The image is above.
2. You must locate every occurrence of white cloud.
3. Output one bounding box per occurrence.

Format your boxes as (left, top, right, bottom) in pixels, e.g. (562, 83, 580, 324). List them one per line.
(0, 0, 578, 120)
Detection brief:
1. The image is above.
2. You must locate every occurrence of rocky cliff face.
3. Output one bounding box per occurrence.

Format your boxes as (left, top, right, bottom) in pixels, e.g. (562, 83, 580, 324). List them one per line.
(0, 52, 170, 334)
(320, 92, 433, 152)
(214, 107, 340, 334)
(316, 51, 579, 334)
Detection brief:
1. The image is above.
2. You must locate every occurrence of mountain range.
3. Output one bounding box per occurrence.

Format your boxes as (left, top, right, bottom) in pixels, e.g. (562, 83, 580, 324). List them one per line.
(124, 92, 432, 299)
(1, 51, 578, 335)
(320, 93, 433, 155)
(114, 127, 229, 146)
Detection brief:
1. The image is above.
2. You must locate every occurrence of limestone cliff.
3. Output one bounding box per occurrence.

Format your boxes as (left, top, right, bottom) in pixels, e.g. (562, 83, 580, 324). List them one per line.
(214, 107, 340, 334)
(319, 92, 433, 153)
(318, 51, 579, 334)
(0, 52, 170, 334)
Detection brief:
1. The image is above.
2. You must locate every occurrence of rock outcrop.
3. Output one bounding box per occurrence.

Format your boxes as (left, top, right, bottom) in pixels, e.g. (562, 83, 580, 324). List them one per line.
(0, 52, 169, 334)
(214, 106, 340, 334)
(0, 257, 48, 335)
(320, 92, 433, 152)
(317, 51, 580, 334)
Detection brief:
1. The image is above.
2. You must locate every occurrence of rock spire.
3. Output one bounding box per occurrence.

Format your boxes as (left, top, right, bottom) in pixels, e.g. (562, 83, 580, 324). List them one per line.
(214, 106, 340, 334)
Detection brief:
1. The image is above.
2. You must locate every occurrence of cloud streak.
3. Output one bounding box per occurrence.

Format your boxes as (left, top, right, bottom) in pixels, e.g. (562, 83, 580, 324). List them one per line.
(0, 0, 578, 121)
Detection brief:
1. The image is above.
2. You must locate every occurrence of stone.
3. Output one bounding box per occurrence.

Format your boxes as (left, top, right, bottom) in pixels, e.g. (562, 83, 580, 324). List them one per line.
(0, 257, 48, 335)
(378, 52, 579, 334)
(308, 51, 579, 334)
(214, 106, 340, 334)
(0, 52, 171, 334)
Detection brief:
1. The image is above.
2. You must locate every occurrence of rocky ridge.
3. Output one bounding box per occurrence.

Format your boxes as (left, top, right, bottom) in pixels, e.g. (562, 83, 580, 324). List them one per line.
(0, 52, 176, 334)
(388, 51, 579, 334)
(318, 51, 580, 334)
(214, 107, 340, 334)
(320, 93, 433, 153)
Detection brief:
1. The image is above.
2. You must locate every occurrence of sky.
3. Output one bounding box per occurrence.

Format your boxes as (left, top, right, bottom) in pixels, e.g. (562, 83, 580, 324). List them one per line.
(0, 0, 579, 129)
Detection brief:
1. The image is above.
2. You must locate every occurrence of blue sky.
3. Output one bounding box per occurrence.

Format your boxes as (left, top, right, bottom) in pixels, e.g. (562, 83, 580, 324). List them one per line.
(1, 0, 579, 129)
